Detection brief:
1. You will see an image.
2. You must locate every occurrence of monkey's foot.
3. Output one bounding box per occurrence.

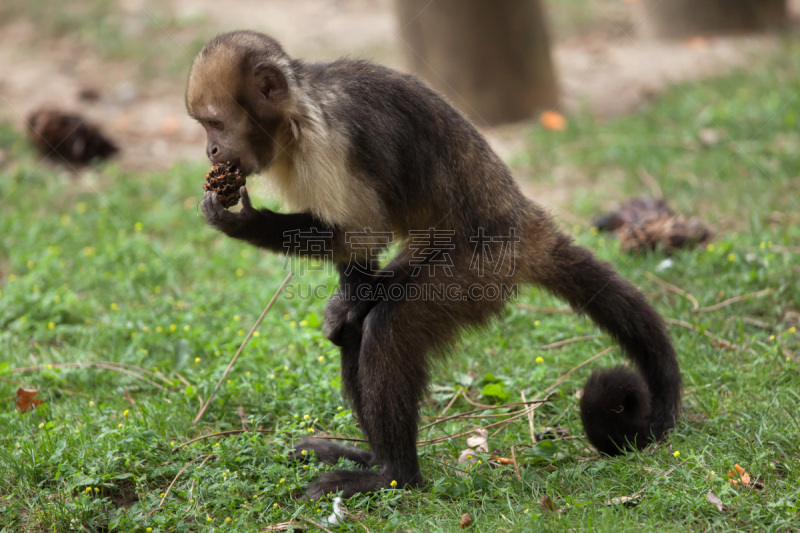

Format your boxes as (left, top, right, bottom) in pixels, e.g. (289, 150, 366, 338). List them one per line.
(305, 470, 414, 500)
(290, 437, 374, 468)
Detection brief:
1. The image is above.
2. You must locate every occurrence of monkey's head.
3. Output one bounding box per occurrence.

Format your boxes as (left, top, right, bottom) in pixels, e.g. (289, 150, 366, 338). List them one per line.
(186, 31, 296, 176)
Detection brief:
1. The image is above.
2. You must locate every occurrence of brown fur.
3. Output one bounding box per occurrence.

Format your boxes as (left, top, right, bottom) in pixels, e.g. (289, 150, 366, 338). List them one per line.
(188, 31, 682, 499)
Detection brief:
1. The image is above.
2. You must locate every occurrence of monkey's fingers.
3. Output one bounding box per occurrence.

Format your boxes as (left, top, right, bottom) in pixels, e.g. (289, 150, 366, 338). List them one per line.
(239, 186, 254, 212)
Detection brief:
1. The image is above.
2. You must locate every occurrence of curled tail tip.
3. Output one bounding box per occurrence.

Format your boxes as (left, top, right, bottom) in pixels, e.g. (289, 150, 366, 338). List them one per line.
(579, 366, 653, 455)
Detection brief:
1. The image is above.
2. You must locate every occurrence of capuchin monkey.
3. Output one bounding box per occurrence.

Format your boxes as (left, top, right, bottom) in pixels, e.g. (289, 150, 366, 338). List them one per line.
(187, 30, 681, 499)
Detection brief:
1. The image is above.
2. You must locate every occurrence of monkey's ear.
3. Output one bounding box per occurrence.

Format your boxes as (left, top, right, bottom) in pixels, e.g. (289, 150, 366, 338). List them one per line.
(253, 62, 289, 102)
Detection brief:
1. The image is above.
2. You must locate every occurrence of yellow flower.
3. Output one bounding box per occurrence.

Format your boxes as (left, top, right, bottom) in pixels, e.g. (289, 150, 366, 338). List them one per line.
(727, 253, 735, 262)
(48, 322, 55, 330)
(301, 450, 307, 456)
(94, 487, 99, 492)
(85, 487, 92, 493)
(235, 268, 244, 277)
(134, 222, 143, 232)
(390, 480, 398, 487)
(279, 478, 285, 483)
(707, 244, 716, 253)
(169, 324, 177, 332)
(673, 451, 680, 457)
(27, 260, 34, 270)
(337, 406, 343, 411)
(183, 325, 190, 332)
(290, 321, 297, 328)
(533, 320, 540, 326)
(82, 247, 96, 256)
(273, 503, 279, 509)
(160, 492, 165, 498)
(246, 371, 251, 377)
(76, 202, 88, 214)
(253, 331, 260, 337)
(759, 241, 767, 249)
(225, 518, 231, 524)
(171, 441, 175, 447)
(53, 295, 61, 303)
(303, 414, 310, 420)
(60, 214, 71, 226)
(283, 314, 290, 320)
(318, 355, 324, 362)
(535, 356, 544, 363)
(110, 303, 119, 311)
(156, 326, 164, 333)
(283, 366, 289, 371)
(307, 427, 315, 433)
(300, 320, 308, 327)
(237, 329, 245, 336)
(89, 401, 94, 407)
(790, 327, 797, 334)
(195, 357, 201, 364)
(153, 286, 161, 294)
(123, 410, 129, 416)
(117, 423, 123, 429)
(234, 315, 241, 322)
(7, 274, 15, 282)
(38, 423, 44, 429)
(207, 517, 212, 522)
(146, 528, 152, 533)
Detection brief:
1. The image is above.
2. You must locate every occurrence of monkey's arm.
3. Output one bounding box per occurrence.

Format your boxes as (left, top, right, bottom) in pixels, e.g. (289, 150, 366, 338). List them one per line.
(202, 186, 345, 258)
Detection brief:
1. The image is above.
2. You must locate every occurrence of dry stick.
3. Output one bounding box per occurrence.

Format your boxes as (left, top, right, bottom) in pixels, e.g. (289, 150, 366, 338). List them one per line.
(418, 393, 557, 446)
(537, 335, 602, 350)
(521, 391, 536, 445)
(664, 318, 740, 350)
(157, 453, 218, 508)
(172, 429, 275, 452)
(419, 399, 548, 430)
(9, 362, 167, 390)
(693, 288, 774, 313)
(298, 517, 335, 533)
(193, 272, 293, 424)
(644, 272, 699, 310)
(515, 304, 574, 315)
(510, 444, 522, 482)
(638, 166, 663, 199)
(439, 389, 461, 417)
(541, 346, 616, 396)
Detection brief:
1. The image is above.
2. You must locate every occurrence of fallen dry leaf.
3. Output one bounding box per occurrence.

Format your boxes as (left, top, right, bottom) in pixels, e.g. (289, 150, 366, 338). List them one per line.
(540, 495, 559, 512)
(541, 111, 567, 131)
(459, 512, 472, 528)
(16, 388, 44, 412)
(605, 490, 644, 506)
(706, 491, 727, 512)
(728, 463, 751, 485)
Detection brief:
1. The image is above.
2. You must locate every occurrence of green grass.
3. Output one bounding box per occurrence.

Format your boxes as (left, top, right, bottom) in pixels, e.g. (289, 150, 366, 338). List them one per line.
(1, 39, 800, 533)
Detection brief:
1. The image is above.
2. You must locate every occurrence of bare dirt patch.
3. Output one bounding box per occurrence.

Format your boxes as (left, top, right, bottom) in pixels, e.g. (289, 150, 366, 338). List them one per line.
(0, 0, 796, 207)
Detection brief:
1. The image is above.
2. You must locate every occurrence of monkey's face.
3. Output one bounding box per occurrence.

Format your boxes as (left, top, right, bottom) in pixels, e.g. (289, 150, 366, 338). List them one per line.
(186, 45, 291, 177)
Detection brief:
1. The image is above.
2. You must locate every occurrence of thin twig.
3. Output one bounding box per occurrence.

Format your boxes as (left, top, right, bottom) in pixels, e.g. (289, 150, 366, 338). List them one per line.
(172, 429, 275, 452)
(439, 389, 461, 417)
(638, 167, 663, 199)
(537, 335, 602, 350)
(193, 273, 293, 424)
(515, 304, 574, 315)
(510, 444, 522, 482)
(644, 272, 699, 310)
(693, 288, 774, 313)
(521, 391, 536, 445)
(542, 346, 616, 396)
(664, 318, 740, 350)
(8, 362, 167, 390)
(158, 453, 218, 508)
(419, 399, 548, 431)
(298, 517, 334, 533)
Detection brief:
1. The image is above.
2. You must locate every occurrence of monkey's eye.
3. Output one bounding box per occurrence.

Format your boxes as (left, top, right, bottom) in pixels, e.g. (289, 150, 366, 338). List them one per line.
(206, 120, 224, 131)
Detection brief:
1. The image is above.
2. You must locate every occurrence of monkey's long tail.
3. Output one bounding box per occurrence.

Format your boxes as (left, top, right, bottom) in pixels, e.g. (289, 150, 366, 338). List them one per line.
(536, 234, 681, 455)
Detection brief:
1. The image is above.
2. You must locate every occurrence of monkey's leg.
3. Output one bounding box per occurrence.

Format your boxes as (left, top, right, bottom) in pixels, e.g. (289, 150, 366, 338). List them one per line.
(291, 309, 376, 468)
(305, 300, 430, 499)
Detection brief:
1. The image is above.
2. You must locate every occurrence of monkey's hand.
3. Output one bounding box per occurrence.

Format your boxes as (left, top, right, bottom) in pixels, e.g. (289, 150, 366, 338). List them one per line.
(201, 186, 263, 239)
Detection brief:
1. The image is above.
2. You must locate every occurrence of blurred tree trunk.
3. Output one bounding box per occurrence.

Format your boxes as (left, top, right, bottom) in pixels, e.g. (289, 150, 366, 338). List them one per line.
(637, 0, 788, 39)
(395, 0, 558, 125)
